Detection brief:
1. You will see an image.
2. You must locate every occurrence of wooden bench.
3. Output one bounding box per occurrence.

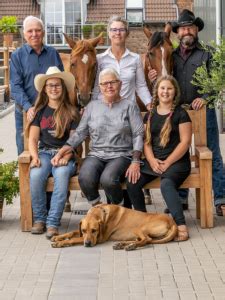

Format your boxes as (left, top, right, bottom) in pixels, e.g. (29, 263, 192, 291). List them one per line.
(18, 106, 213, 231)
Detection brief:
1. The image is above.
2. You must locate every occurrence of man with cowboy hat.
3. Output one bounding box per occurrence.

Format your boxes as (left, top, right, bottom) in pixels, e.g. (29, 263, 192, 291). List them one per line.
(149, 9, 225, 216)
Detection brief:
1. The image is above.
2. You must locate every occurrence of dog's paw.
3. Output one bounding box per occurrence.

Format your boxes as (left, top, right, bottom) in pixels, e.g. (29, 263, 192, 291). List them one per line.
(125, 243, 137, 251)
(51, 242, 63, 248)
(113, 242, 126, 250)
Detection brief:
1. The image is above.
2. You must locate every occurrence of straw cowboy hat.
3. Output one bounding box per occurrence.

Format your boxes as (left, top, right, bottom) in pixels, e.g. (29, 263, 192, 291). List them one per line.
(172, 9, 204, 33)
(34, 66, 75, 92)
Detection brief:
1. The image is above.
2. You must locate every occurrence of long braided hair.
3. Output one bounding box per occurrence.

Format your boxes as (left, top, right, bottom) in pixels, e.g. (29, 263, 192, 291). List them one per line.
(145, 75, 181, 148)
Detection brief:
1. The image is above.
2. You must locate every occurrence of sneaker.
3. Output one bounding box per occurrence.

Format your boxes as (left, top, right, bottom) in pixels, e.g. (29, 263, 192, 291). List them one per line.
(46, 227, 59, 239)
(216, 204, 223, 216)
(31, 222, 46, 234)
(164, 203, 189, 214)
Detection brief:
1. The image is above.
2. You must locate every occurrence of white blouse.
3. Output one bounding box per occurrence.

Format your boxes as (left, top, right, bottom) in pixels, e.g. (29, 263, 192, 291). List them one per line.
(92, 48, 152, 106)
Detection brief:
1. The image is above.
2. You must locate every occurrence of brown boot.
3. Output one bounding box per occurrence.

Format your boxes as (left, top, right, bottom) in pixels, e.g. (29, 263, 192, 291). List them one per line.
(31, 222, 46, 234)
(46, 227, 59, 239)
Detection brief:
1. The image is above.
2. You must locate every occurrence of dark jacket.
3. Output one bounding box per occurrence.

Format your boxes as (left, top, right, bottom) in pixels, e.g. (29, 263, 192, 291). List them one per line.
(173, 42, 212, 105)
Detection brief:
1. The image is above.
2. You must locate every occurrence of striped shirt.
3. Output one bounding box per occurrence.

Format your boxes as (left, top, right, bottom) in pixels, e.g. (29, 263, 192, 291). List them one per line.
(92, 48, 152, 106)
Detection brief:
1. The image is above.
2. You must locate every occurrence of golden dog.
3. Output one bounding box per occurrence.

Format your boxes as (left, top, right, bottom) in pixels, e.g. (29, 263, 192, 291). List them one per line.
(51, 204, 178, 250)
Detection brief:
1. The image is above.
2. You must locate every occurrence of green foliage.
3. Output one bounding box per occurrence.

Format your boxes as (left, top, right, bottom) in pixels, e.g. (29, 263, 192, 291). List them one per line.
(0, 148, 19, 205)
(93, 23, 107, 38)
(0, 16, 18, 33)
(191, 38, 225, 108)
(82, 23, 106, 39)
(82, 25, 92, 39)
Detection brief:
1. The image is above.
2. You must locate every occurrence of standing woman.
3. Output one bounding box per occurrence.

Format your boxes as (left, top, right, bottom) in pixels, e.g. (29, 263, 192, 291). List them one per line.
(92, 15, 152, 109)
(27, 67, 79, 239)
(127, 75, 192, 241)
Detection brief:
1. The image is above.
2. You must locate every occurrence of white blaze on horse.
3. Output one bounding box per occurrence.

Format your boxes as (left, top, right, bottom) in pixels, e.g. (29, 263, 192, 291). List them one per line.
(59, 33, 103, 108)
(142, 23, 173, 93)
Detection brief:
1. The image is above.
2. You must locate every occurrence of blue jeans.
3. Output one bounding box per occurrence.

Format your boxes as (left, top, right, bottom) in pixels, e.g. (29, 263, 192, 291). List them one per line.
(179, 108, 225, 206)
(30, 149, 76, 228)
(78, 156, 130, 205)
(207, 108, 224, 206)
(15, 106, 24, 155)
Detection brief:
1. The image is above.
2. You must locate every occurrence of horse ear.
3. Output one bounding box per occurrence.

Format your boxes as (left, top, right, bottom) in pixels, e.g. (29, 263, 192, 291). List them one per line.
(63, 33, 77, 49)
(89, 32, 104, 47)
(164, 23, 172, 37)
(143, 26, 152, 39)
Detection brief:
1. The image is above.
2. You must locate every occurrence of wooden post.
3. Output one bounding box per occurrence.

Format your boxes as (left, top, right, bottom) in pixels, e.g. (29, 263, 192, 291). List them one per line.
(3, 41, 9, 88)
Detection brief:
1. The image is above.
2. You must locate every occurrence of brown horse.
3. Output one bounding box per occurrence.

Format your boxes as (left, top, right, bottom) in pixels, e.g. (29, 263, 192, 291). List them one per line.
(140, 23, 173, 102)
(60, 33, 103, 108)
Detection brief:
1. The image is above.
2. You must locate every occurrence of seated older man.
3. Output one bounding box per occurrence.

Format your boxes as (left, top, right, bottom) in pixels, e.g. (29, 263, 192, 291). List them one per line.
(52, 68, 144, 206)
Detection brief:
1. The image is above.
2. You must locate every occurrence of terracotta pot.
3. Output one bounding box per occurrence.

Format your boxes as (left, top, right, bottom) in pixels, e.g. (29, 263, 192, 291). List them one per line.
(3, 34, 13, 47)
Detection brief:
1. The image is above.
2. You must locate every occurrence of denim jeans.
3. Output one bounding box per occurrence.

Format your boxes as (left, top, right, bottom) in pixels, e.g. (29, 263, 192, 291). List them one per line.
(207, 108, 225, 206)
(15, 107, 24, 155)
(30, 149, 76, 228)
(127, 174, 186, 225)
(78, 156, 131, 205)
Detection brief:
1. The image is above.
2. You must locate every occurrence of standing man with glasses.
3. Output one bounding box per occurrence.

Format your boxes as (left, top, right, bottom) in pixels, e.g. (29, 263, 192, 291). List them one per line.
(10, 15, 64, 155)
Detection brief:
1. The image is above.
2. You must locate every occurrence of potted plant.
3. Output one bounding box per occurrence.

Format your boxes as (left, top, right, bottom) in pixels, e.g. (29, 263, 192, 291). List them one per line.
(192, 38, 225, 108)
(0, 16, 18, 47)
(0, 148, 19, 217)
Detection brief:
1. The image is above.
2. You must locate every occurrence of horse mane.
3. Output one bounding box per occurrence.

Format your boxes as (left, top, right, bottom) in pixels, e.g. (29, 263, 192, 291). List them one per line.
(72, 40, 96, 56)
(149, 32, 172, 49)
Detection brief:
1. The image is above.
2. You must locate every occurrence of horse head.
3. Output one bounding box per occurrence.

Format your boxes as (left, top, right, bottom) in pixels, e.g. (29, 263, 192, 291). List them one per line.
(63, 33, 103, 107)
(143, 24, 173, 89)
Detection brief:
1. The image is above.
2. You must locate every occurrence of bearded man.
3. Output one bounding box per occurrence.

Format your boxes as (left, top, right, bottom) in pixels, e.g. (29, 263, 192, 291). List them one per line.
(149, 9, 225, 216)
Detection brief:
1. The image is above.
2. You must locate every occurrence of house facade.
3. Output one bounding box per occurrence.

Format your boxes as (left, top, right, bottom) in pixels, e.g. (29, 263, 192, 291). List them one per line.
(0, 0, 193, 51)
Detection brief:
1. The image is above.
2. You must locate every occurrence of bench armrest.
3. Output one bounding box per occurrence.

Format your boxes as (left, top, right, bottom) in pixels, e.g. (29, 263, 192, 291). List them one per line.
(195, 146, 212, 160)
(18, 150, 31, 164)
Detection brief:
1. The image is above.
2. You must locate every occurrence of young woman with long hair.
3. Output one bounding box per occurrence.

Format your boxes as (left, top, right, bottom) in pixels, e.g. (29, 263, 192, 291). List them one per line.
(28, 67, 79, 239)
(127, 75, 192, 241)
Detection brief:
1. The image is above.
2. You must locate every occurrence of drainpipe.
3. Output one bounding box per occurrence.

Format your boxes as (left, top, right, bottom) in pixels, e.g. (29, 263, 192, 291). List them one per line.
(216, 0, 222, 132)
(172, 3, 179, 20)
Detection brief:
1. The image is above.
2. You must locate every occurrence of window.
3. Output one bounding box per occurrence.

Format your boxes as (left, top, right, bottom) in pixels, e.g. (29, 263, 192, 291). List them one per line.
(44, 0, 82, 45)
(126, 0, 143, 25)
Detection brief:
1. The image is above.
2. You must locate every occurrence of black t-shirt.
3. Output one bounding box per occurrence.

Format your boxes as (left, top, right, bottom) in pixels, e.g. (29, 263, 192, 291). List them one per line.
(144, 106, 191, 161)
(31, 105, 78, 149)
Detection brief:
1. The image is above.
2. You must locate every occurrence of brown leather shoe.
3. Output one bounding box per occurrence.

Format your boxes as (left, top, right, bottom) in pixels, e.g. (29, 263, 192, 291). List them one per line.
(31, 222, 46, 234)
(46, 227, 59, 239)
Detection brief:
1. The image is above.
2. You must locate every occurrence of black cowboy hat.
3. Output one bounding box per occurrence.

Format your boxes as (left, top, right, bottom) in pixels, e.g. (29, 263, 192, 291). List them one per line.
(172, 9, 204, 33)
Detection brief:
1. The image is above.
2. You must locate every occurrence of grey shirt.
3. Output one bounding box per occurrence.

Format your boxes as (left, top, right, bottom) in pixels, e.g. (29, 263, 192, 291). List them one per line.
(66, 98, 144, 160)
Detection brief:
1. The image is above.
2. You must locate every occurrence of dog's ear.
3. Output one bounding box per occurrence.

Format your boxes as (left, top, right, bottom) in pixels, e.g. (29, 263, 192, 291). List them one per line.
(79, 221, 83, 237)
(98, 220, 104, 241)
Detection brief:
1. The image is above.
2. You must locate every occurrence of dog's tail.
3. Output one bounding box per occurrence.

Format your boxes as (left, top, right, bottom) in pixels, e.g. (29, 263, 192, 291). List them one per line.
(151, 223, 178, 244)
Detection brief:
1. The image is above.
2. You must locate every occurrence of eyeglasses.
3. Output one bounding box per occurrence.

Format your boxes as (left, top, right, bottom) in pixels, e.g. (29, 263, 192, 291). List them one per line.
(109, 28, 127, 33)
(45, 84, 62, 90)
(99, 80, 120, 87)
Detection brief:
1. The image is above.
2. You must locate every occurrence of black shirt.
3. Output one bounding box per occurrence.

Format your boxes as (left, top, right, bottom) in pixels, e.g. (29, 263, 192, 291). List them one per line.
(31, 105, 78, 149)
(144, 106, 191, 162)
(173, 43, 212, 105)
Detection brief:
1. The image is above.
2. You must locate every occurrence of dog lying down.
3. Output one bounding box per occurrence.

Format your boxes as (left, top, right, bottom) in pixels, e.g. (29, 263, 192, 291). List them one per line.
(51, 204, 178, 251)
